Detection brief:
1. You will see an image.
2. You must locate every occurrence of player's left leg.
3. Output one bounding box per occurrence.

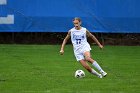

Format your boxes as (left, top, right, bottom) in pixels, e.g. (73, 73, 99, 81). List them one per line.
(79, 59, 102, 78)
(84, 51, 107, 77)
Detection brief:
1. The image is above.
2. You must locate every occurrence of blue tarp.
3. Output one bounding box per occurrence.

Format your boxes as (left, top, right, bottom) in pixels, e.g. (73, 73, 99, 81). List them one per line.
(0, 0, 140, 33)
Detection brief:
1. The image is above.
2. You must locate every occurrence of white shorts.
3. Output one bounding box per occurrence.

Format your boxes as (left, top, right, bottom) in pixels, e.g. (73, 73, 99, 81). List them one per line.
(74, 45, 91, 61)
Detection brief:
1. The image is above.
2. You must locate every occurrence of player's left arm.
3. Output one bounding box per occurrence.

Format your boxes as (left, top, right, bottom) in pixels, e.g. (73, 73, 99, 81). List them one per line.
(86, 30, 103, 49)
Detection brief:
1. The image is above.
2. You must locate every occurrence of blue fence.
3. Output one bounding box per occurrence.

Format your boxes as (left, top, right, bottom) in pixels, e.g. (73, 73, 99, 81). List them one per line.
(0, 0, 140, 33)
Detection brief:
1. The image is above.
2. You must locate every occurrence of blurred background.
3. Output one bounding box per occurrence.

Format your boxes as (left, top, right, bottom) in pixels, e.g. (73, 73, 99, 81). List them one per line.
(0, 0, 140, 45)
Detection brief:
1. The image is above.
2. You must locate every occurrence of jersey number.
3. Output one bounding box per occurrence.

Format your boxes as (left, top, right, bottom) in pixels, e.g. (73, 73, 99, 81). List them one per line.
(76, 39, 81, 44)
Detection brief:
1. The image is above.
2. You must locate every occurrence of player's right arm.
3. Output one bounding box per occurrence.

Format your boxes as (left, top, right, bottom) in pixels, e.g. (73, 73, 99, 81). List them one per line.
(60, 31, 71, 55)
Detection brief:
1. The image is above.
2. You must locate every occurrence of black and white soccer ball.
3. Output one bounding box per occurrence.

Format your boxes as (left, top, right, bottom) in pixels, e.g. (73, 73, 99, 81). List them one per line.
(75, 70, 85, 78)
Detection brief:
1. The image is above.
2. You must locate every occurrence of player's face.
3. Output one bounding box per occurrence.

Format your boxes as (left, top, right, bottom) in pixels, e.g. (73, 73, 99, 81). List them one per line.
(73, 20, 81, 29)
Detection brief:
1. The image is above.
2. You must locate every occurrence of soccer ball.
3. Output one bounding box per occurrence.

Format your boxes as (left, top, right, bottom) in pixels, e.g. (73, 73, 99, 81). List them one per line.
(75, 70, 85, 78)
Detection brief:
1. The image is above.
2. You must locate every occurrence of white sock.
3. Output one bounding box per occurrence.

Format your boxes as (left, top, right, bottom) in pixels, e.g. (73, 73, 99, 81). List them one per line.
(92, 61, 104, 73)
(91, 69, 101, 77)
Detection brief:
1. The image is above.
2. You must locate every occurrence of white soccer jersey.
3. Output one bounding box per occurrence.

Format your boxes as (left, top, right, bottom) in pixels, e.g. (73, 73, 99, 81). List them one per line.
(70, 27, 91, 61)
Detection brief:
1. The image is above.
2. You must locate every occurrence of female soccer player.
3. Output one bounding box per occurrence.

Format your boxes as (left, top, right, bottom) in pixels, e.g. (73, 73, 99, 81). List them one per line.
(60, 17, 107, 78)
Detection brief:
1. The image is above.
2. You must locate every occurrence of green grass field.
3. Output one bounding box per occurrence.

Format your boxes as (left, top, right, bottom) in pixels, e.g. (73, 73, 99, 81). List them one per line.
(0, 44, 140, 93)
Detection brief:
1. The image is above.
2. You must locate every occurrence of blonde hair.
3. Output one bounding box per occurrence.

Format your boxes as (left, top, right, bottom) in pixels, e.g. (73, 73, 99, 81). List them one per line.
(73, 17, 81, 22)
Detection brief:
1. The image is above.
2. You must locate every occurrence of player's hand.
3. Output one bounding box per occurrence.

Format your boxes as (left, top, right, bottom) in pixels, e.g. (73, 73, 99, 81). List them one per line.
(60, 50, 64, 55)
(99, 45, 103, 49)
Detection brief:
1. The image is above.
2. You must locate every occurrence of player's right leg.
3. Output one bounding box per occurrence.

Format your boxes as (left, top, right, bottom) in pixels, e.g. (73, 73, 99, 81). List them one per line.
(79, 60, 102, 78)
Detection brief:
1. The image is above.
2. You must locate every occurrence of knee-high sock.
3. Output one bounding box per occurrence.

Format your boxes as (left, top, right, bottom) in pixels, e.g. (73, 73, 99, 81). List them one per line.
(92, 61, 104, 72)
(91, 69, 101, 76)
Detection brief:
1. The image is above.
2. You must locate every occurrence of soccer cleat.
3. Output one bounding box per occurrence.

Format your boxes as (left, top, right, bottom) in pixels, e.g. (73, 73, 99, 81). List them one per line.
(98, 74, 103, 78)
(101, 72, 107, 77)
